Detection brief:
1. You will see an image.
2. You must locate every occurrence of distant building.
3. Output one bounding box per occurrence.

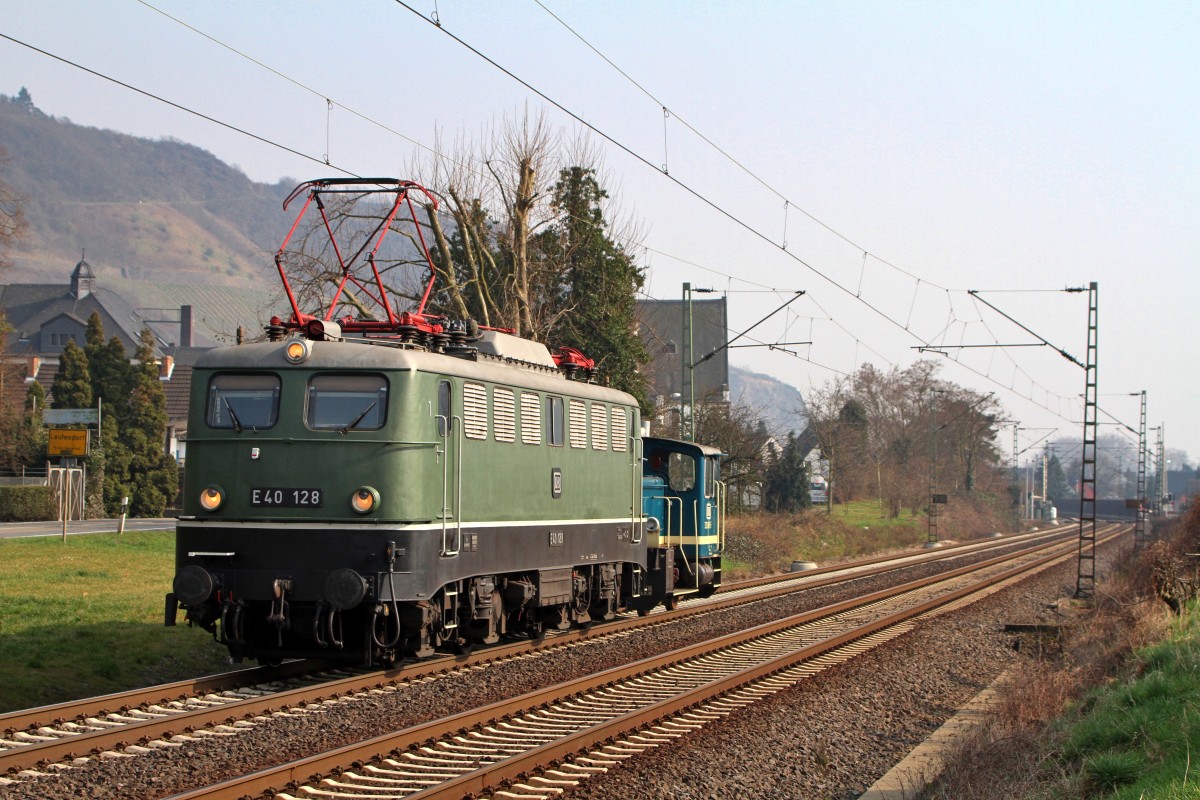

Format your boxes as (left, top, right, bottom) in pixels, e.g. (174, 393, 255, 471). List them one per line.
(635, 294, 729, 433)
(1, 256, 209, 460)
(2, 255, 153, 356)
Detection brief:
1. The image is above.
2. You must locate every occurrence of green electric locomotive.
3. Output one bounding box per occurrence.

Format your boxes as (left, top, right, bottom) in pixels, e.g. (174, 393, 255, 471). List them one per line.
(165, 179, 723, 665)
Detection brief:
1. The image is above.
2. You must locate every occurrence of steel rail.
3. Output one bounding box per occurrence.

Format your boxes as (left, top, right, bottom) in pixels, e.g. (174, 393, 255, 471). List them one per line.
(0, 659, 319, 735)
(162, 525, 1127, 800)
(722, 522, 1081, 593)
(0, 522, 1104, 776)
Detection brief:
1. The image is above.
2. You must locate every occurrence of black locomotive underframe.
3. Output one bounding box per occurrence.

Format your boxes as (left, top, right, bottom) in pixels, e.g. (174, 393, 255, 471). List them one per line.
(170, 521, 698, 663)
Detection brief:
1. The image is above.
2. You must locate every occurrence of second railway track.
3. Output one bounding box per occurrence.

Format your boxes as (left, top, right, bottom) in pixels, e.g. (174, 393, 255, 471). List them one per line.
(170, 524, 1124, 800)
(1, 523, 1112, 794)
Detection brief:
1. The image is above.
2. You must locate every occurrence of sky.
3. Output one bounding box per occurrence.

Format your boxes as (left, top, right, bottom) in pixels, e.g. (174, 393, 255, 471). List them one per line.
(1, 0, 1196, 469)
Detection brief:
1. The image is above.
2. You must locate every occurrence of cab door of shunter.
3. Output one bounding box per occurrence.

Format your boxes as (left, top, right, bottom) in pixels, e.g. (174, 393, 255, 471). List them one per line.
(435, 378, 461, 556)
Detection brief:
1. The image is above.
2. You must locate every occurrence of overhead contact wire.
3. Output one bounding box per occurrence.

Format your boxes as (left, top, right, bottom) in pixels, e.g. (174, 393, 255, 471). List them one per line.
(0, 31, 347, 176)
(389, 0, 939, 348)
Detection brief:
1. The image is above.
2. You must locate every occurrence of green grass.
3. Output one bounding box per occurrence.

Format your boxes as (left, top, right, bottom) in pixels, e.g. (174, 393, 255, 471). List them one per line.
(1048, 603, 1200, 799)
(723, 501, 929, 578)
(0, 531, 231, 712)
(829, 498, 922, 528)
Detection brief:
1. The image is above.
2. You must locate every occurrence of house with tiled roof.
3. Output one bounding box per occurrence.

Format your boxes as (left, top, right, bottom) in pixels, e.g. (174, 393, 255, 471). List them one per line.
(4, 256, 286, 463)
(1, 256, 214, 461)
(2, 255, 149, 355)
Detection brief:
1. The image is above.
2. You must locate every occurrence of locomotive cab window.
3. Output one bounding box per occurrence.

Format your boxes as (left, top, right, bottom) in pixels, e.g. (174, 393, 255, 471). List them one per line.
(306, 374, 388, 431)
(206, 373, 281, 430)
(705, 456, 719, 498)
(668, 452, 696, 493)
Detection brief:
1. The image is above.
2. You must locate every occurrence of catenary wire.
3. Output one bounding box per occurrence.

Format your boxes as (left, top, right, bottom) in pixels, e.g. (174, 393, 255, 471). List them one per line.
(1, 17, 1098, 435)
(530, 0, 941, 288)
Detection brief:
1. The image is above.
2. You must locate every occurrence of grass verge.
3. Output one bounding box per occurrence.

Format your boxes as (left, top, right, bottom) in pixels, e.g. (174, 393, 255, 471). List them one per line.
(0, 530, 230, 713)
(1051, 601, 1200, 799)
(924, 512, 1200, 800)
(723, 497, 1014, 579)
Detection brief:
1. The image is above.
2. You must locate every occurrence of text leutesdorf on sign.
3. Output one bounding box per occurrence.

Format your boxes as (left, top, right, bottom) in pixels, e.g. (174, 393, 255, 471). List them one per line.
(48, 428, 90, 457)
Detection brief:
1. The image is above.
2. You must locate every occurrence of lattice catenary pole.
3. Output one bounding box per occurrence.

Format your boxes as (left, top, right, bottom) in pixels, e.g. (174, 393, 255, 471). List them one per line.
(1075, 282, 1098, 599)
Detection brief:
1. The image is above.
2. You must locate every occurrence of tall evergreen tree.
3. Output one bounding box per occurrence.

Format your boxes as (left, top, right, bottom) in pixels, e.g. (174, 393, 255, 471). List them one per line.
(81, 313, 132, 514)
(24, 378, 44, 415)
(541, 166, 650, 412)
(96, 412, 129, 515)
(124, 329, 175, 515)
(1047, 454, 1070, 501)
(50, 339, 92, 408)
(84, 313, 131, 409)
(763, 432, 812, 513)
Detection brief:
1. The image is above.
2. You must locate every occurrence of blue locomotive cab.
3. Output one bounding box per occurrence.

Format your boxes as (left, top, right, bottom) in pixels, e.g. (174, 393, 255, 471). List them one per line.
(642, 437, 724, 599)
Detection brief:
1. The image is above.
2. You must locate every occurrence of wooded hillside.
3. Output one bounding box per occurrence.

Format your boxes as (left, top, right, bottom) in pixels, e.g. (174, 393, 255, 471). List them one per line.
(0, 88, 292, 285)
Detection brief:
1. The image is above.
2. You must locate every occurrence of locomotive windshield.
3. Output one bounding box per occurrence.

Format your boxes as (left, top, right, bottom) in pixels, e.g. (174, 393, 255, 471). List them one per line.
(206, 373, 281, 430)
(306, 373, 388, 431)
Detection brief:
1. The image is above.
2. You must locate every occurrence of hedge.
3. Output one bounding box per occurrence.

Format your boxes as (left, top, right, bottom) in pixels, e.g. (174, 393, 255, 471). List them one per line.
(0, 486, 58, 522)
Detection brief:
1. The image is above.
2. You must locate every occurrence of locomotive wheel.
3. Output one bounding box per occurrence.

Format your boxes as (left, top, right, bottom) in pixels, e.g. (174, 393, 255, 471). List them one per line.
(663, 595, 678, 611)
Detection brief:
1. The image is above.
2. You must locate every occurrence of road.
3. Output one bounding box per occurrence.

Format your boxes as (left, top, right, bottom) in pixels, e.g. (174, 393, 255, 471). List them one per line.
(0, 518, 175, 539)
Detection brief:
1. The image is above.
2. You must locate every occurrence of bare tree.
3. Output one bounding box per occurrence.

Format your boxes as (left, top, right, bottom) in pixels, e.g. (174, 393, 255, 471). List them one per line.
(806, 376, 869, 509)
(688, 392, 774, 512)
(0, 146, 32, 471)
(0, 146, 22, 272)
(808, 361, 1007, 517)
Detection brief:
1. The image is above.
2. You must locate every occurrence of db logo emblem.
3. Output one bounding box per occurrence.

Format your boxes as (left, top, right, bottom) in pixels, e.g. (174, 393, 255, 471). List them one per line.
(250, 447, 260, 460)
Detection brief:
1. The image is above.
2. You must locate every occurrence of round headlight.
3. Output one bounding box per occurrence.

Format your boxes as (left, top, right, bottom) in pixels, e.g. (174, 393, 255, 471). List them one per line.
(284, 339, 310, 363)
(199, 485, 225, 511)
(351, 486, 378, 514)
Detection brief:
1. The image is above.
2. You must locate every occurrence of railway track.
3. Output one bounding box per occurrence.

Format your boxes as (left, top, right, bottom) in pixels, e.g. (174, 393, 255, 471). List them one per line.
(0, 523, 1101, 785)
(162, 524, 1123, 800)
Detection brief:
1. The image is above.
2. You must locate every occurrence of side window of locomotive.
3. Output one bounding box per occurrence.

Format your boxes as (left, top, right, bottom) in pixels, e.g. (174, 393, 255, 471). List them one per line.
(668, 452, 696, 493)
(437, 380, 452, 437)
(547, 396, 564, 447)
(705, 455, 718, 498)
(206, 373, 281, 430)
(305, 374, 388, 431)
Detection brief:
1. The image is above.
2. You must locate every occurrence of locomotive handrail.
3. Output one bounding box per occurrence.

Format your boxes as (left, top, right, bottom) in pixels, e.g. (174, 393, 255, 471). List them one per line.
(662, 495, 683, 546)
(440, 414, 464, 557)
(630, 435, 643, 545)
(715, 479, 727, 554)
(689, 497, 701, 584)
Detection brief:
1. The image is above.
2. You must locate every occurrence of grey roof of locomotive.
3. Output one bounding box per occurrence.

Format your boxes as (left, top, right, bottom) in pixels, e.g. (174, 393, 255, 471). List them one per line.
(193, 334, 639, 408)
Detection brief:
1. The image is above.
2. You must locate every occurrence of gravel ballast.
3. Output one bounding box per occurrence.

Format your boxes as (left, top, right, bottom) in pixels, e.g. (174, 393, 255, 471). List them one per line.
(5, 543, 1095, 800)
